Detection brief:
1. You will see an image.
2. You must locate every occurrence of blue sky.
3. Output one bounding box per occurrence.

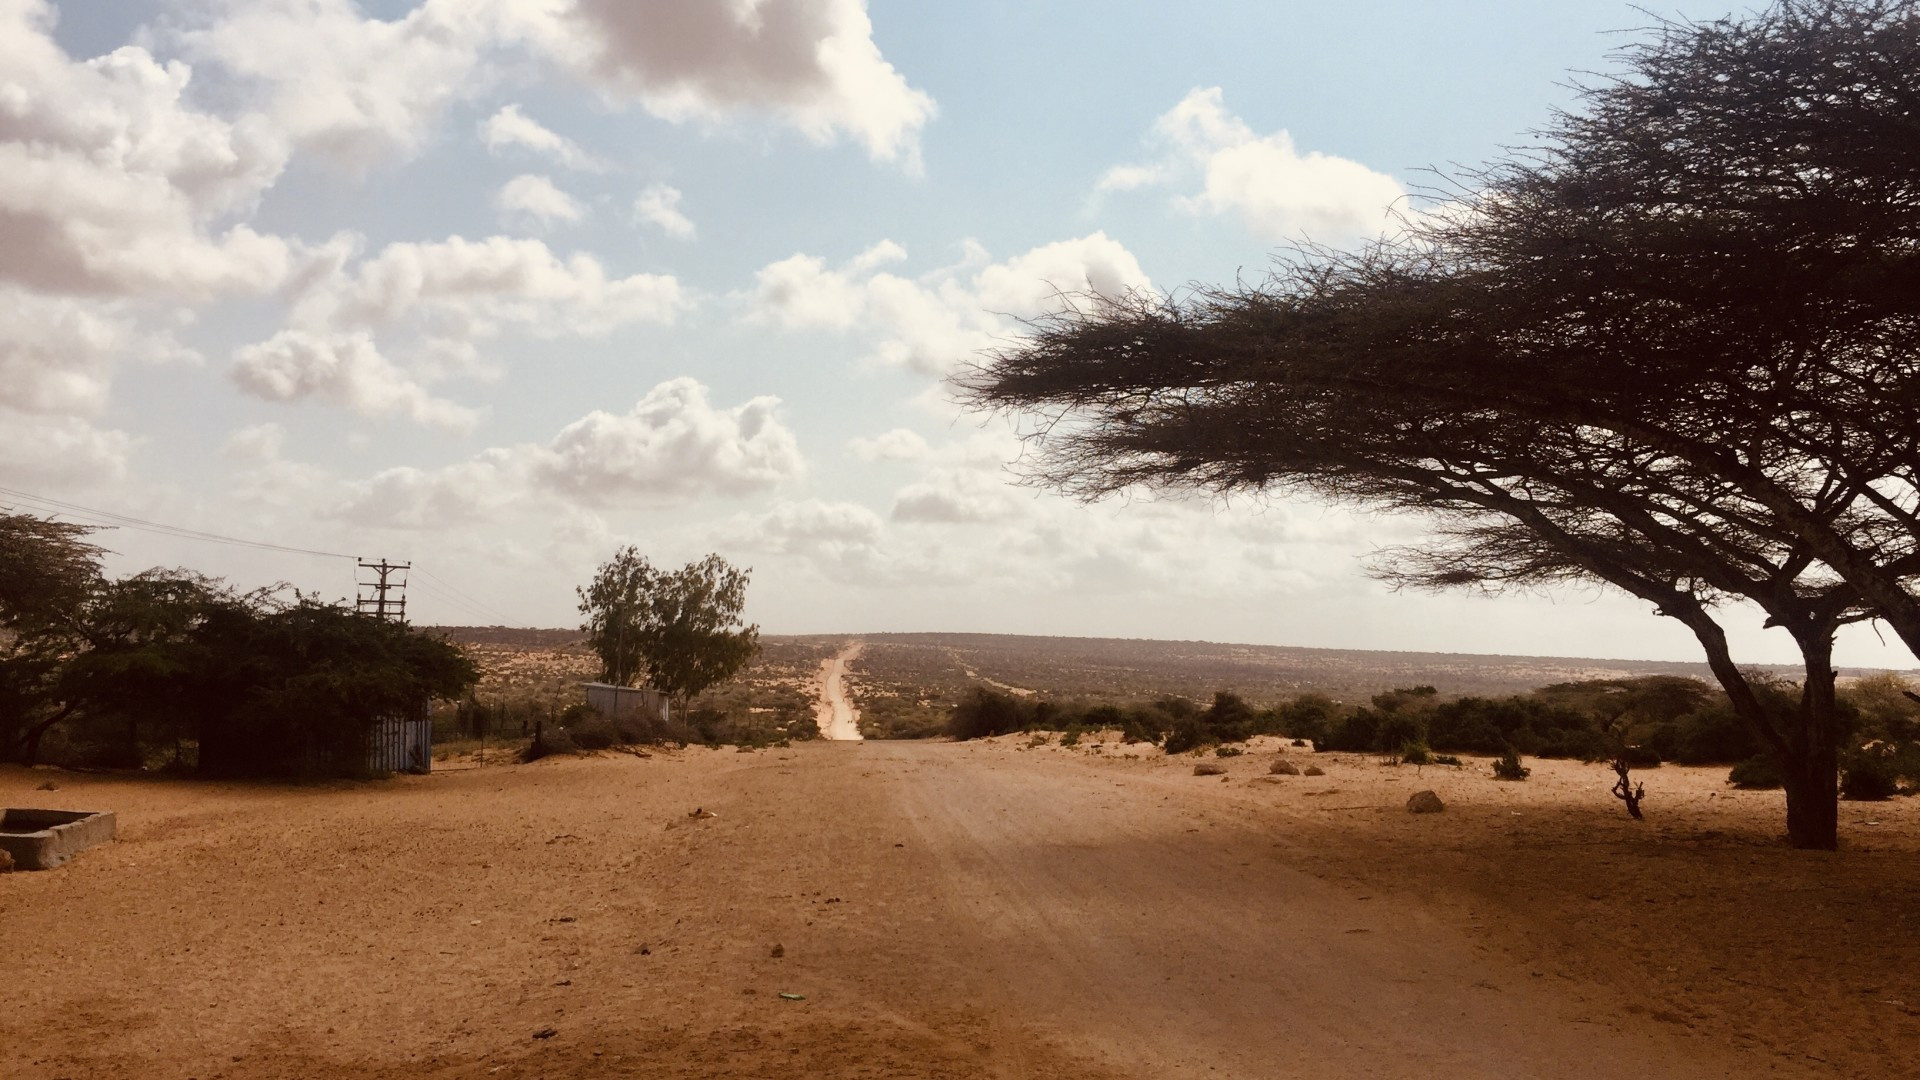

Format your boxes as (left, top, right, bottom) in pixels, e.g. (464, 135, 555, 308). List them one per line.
(5, 0, 1907, 669)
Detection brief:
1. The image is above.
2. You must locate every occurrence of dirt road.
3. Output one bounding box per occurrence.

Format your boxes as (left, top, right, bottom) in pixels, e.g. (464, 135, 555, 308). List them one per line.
(813, 641, 863, 740)
(3, 740, 1900, 1078)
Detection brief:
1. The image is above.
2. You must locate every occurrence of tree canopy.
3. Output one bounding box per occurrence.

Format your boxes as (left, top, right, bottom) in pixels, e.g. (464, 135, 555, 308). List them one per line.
(577, 548, 760, 709)
(961, 0, 1920, 849)
(0, 510, 477, 774)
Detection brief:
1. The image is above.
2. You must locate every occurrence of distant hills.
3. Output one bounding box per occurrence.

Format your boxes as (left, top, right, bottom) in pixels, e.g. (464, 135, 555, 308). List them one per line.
(424, 627, 1914, 701)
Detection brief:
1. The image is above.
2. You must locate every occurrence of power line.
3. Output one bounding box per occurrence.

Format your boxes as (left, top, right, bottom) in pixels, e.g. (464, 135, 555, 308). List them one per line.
(414, 566, 513, 623)
(1, 484, 517, 626)
(0, 484, 356, 560)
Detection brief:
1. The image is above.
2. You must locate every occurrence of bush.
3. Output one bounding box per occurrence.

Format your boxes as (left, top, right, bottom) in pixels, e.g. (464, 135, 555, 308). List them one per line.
(566, 716, 621, 750)
(522, 723, 579, 761)
(1841, 748, 1900, 801)
(1215, 745, 1244, 757)
(1492, 747, 1530, 781)
(1431, 754, 1463, 767)
(1203, 691, 1258, 744)
(1060, 726, 1083, 748)
(1319, 709, 1380, 753)
(1275, 693, 1339, 745)
(1376, 714, 1426, 757)
(1399, 740, 1433, 766)
(947, 688, 1034, 741)
(1727, 755, 1784, 789)
(1162, 715, 1214, 755)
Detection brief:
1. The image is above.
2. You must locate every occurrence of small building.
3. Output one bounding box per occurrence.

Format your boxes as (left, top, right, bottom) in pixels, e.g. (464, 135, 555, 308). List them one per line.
(582, 682, 672, 725)
(367, 711, 432, 775)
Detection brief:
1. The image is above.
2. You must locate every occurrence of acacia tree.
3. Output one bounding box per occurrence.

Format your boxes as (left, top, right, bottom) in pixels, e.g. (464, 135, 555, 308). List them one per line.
(577, 549, 760, 710)
(962, 0, 1920, 850)
(0, 512, 104, 763)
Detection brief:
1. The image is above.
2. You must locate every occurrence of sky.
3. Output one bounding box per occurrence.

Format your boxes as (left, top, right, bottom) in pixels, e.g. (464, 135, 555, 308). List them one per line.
(3, 0, 1911, 670)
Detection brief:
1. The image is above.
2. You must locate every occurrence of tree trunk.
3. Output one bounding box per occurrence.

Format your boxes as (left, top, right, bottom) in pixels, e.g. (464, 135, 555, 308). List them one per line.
(1781, 745, 1839, 851)
(1781, 632, 1842, 851)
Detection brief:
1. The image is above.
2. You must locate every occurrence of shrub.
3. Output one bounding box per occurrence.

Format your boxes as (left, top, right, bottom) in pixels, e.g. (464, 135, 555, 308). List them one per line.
(566, 717, 620, 750)
(1162, 715, 1214, 755)
(1376, 714, 1427, 757)
(1399, 740, 1433, 766)
(1275, 693, 1339, 745)
(1060, 726, 1083, 748)
(1492, 747, 1530, 781)
(1204, 691, 1258, 744)
(947, 688, 1034, 741)
(1431, 754, 1463, 767)
(1118, 708, 1166, 745)
(1841, 748, 1900, 801)
(521, 723, 578, 762)
(1320, 709, 1380, 753)
(1215, 745, 1244, 758)
(1727, 754, 1784, 789)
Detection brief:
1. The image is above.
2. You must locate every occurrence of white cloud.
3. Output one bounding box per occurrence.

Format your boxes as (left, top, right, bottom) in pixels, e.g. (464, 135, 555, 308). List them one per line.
(891, 470, 1019, 524)
(1102, 87, 1407, 242)
(848, 428, 929, 462)
(480, 103, 602, 170)
(0, 0, 292, 296)
(0, 411, 132, 486)
(633, 183, 695, 240)
(496, 173, 588, 227)
(173, 0, 519, 168)
(231, 330, 482, 432)
(562, 0, 935, 168)
(336, 378, 805, 527)
(0, 290, 125, 415)
(535, 378, 803, 498)
(289, 233, 685, 352)
(176, 0, 932, 170)
(223, 421, 285, 463)
(752, 234, 1153, 375)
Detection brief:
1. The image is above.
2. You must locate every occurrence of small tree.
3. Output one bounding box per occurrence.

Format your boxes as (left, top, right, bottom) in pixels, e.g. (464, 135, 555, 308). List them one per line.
(577, 549, 760, 711)
(0, 512, 104, 764)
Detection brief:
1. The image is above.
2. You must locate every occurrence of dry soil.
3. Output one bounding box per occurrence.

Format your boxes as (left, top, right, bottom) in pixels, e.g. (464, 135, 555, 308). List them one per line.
(3, 738, 1916, 1079)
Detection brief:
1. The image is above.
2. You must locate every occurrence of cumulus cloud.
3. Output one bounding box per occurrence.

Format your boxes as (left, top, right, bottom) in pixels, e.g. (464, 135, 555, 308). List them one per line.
(890, 470, 1019, 524)
(295, 234, 683, 336)
(172, 0, 517, 167)
(175, 0, 932, 170)
(231, 330, 482, 432)
(496, 174, 588, 227)
(0, 0, 292, 296)
(633, 183, 695, 240)
(847, 428, 929, 462)
(562, 0, 934, 168)
(1100, 87, 1407, 242)
(223, 421, 285, 462)
(752, 234, 1152, 375)
(0, 412, 133, 486)
(480, 103, 602, 170)
(335, 378, 805, 527)
(0, 290, 126, 415)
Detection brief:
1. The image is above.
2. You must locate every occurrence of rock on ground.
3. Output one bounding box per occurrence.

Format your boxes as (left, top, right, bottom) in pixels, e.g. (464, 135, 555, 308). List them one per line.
(1407, 790, 1445, 814)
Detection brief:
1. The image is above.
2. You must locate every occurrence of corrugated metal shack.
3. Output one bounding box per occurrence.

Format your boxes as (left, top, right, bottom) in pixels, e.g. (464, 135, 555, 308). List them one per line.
(366, 712, 432, 774)
(582, 682, 672, 724)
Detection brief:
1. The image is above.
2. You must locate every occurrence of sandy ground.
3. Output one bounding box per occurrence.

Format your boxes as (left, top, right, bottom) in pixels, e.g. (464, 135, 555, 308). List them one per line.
(3, 739, 1917, 1079)
(812, 642, 863, 741)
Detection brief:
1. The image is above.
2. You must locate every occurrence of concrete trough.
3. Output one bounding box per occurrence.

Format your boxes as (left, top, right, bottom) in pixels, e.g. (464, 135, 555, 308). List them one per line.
(0, 808, 116, 870)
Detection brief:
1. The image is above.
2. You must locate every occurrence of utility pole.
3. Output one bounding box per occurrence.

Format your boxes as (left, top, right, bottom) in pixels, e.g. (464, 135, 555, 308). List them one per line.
(356, 558, 410, 622)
